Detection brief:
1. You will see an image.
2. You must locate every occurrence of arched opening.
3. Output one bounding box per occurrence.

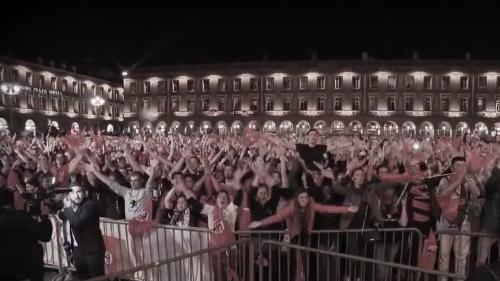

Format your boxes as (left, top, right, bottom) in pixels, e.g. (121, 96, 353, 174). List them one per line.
(455, 122, 469, 136)
(51, 121, 59, 129)
(215, 121, 228, 135)
(331, 121, 345, 134)
(106, 124, 114, 133)
(156, 121, 167, 134)
(402, 121, 416, 136)
(437, 122, 452, 137)
(348, 121, 363, 133)
(185, 121, 196, 135)
(200, 121, 212, 134)
(263, 120, 277, 133)
(247, 120, 260, 131)
(143, 121, 153, 132)
(419, 121, 434, 137)
(313, 120, 327, 135)
(366, 121, 381, 135)
(170, 121, 181, 135)
(0, 118, 8, 131)
(474, 122, 488, 136)
(231, 121, 243, 135)
(25, 119, 36, 132)
(383, 121, 398, 136)
(279, 120, 294, 136)
(494, 122, 500, 136)
(296, 120, 310, 136)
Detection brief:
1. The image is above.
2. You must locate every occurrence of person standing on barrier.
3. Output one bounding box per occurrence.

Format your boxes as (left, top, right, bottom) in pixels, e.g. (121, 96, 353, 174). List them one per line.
(0, 187, 53, 281)
(249, 188, 358, 281)
(58, 183, 105, 280)
(435, 156, 481, 280)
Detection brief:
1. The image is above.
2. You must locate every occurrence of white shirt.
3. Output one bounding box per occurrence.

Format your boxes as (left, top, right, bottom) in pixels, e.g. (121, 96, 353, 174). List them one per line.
(201, 203, 238, 233)
(109, 182, 152, 220)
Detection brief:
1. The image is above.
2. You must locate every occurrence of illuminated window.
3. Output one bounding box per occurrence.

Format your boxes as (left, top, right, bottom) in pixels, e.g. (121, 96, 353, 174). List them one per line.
(440, 96, 450, 111)
(27, 95, 33, 109)
(352, 97, 360, 111)
(387, 96, 396, 111)
(265, 77, 274, 91)
(202, 96, 210, 111)
(144, 81, 151, 94)
(39, 75, 45, 88)
(299, 76, 308, 90)
(424, 76, 433, 90)
(317, 96, 325, 110)
(404, 96, 414, 111)
(26, 72, 33, 86)
(232, 96, 241, 111)
(73, 99, 79, 113)
(299, 97, 308, 111)
(250, 78, 258, 91)
(217, 79, 226, 92)
(352, 76, 361, 89)
(317, 76, 326, 90)
(171, 97, 179, 111)
(158, 80, 166, 93)
(62, 79, 68, 92)
(369, 96, 378, 111)
(130, 82, 137, 94)
(496, 98, 500, 112)
(478, 76, 487, 90)
(460, 76, 469, 90)
(63, 99, 68, 112)
(283, 77, 292, 90)
(143, 98, 150, 109)
(369, 76, 378, 90)
(283, 95, 291, 111)
(476, 97, 486, 111)
(52, 98, 58, 111)
(187, 79, 194, 92)
(405, 76, 414, 89)
(334, 76, 343, 89)
(40, 95, 47, 110)
(217, 96, 225, 111)
(187, 97, 195, 112)
(158, 98, 165, 112)
(171, 80, 179, 92)
(459, 97, 468, 112)
(250, 96, 258, 111)
(11, 69, 18, 81)
(73, 81, 78, 93)
(233, 78, 241, 91)
(91, 85, 96, 95)
(441, 76, 451, 90)
(388, 76, 397, 90)
(334, 96, 342, 111)
(265, 96, 274, 111)
(202, 79, 209, 92)
(0, 66, 3, 80)
(423, 96, 432, 111)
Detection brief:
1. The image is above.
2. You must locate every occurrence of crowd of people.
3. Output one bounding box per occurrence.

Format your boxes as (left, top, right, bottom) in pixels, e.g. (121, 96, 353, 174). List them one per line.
(1, 125, 500, 281)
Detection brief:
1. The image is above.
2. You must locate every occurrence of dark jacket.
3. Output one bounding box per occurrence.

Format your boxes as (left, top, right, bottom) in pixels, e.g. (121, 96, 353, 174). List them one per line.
(0, 208, 52, 280)
(59, 199, 105, 255)
(481, 168, 500, 232)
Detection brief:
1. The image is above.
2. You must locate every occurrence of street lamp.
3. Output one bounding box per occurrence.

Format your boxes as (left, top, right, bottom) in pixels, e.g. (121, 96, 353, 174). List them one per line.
(90, 95, 105, 131)
(0, 83, 21, 133)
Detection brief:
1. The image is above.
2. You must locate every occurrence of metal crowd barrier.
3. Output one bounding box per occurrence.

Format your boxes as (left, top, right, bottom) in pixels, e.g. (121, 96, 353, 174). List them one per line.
(258, 240, 464, 281)
(84, 239, 250, 281)
(435, 230, 500, 280)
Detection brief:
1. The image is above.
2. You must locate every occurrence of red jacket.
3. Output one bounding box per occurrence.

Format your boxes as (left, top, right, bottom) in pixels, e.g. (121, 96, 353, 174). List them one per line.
(259, 199, 350, 238)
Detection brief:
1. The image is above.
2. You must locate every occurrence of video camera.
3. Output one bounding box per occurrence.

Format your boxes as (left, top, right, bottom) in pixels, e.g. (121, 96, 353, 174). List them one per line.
(21, 188, 71, 215)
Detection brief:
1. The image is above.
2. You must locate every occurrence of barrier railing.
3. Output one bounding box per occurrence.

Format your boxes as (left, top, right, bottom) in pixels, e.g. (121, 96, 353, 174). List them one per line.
(435, 230, 500, 280)
(258, 239, 465, 281)
(84, 239, 250, 281)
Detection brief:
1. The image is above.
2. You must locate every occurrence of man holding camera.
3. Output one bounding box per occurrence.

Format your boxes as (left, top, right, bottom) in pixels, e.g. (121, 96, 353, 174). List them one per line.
(58, 183, 105, 280)
(0, 188, 53, 281)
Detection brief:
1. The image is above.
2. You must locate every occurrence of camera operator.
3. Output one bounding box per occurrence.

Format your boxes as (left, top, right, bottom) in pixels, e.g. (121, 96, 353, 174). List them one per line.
(58, 183, 105, 279)
(0, 188, 53, 281)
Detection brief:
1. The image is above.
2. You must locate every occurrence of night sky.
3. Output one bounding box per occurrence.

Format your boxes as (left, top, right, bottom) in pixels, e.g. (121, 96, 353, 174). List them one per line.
(1, 2, 498, 82)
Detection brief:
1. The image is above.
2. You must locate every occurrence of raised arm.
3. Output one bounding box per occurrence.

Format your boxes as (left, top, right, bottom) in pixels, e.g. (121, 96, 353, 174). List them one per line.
(86, 164, 128, 197)
(266, 135, 296, 151)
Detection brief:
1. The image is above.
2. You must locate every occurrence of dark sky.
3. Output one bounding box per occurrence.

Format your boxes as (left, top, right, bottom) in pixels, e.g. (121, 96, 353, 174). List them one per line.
(1, 1, 499, 81)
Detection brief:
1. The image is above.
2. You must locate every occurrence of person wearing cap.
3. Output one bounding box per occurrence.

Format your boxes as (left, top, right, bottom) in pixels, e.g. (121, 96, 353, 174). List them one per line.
(58, 183, 105, 279)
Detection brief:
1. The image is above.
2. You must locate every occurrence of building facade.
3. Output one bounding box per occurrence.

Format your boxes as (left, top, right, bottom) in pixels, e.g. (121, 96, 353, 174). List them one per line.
(0, 56, 124, 134)
(122, 59, 500, 137)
